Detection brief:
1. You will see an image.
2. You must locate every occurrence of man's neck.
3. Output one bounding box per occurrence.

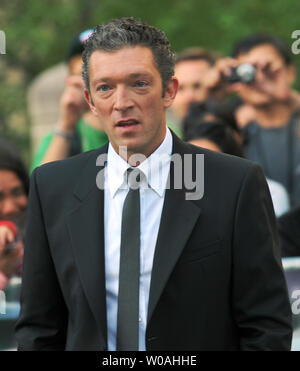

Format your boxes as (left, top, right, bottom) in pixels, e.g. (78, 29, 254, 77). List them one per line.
(114, 126, 168, 166)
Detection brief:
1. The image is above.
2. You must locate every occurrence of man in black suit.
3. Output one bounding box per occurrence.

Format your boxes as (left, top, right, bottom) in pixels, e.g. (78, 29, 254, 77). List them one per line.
(15, 17, 292, 351)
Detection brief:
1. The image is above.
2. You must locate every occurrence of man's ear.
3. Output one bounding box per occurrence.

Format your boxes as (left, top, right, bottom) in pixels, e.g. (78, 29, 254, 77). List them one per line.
(163, 77, 179, 109)
(84, 88, 98, 116)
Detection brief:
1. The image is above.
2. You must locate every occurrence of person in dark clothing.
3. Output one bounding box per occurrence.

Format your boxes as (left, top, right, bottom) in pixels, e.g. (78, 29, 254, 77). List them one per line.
(16, 17, 292, 351)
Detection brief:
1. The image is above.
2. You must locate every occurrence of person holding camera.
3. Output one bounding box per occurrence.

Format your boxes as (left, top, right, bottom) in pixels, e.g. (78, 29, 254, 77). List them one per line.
(30, 29, 108, 171)
(203, 34, 300, 207)
(16, 18, 292, 351)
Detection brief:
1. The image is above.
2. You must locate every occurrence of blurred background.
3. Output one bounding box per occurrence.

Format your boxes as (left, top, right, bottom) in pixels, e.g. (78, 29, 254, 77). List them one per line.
(1, 0, 300, 165)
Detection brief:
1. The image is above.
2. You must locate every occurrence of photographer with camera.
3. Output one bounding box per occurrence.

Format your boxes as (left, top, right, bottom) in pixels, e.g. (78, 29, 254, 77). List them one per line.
(203, 34, 300, 206)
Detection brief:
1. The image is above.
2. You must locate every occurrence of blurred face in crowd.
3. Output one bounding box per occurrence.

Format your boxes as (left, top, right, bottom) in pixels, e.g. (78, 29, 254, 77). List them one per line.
(171, 59, 212, 119)
(67, 55, 90, 115)
(0, 169, 28, 220)
(235, 44, 295, 107)
(84, 46, 178, 159)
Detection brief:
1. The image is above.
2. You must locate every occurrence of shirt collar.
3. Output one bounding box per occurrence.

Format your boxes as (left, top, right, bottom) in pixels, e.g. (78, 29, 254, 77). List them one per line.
(106, 127, 173, 198)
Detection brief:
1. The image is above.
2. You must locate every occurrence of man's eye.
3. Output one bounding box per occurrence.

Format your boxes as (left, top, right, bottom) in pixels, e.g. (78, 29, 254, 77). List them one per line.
(12, 187, 25, 198)
(97, 85, 110, 92)
(135, 81, 148, 88)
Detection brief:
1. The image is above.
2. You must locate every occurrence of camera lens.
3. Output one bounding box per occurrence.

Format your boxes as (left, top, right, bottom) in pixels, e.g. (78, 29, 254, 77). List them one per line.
(236, 63, 256, 83)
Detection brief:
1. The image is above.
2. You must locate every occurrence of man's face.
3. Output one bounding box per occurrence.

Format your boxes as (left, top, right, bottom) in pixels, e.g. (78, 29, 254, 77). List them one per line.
(235, 44, 295, 107)
(0, 170, 28, 220)
(84, 46, 177, 159)
(171, 59, 212, 119)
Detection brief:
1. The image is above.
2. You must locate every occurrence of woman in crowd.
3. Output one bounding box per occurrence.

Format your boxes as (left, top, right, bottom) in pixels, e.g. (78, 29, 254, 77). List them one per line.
(0, 139, 28, 290)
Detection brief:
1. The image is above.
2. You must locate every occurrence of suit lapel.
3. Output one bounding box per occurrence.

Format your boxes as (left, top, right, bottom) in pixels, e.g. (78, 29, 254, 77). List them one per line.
(65, 134, 202, 340)
(67, 144, 108, 347)
(147, 133, 202, 324)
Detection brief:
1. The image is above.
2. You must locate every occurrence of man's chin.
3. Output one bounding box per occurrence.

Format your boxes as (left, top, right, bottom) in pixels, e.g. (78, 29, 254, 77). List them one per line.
(116, 136, 144, 151)
(244, 96, 274, 108)
(253, 100, 276, 109)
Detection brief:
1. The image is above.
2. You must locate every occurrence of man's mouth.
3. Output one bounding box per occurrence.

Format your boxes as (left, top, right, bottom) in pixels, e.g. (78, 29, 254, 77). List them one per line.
(116, 119, 140, 127)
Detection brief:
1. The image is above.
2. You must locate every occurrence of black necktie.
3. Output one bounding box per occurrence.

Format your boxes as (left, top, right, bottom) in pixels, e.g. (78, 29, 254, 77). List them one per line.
(116, 168, 142, 351)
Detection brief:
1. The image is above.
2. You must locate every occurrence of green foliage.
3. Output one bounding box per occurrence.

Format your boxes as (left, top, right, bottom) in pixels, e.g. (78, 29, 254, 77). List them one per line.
(0, 0, 300, 165)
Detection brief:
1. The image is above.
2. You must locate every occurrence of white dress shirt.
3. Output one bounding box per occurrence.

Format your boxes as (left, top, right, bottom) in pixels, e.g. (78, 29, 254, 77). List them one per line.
(266, 178, 290, 217)
(104, 127, 173, 351)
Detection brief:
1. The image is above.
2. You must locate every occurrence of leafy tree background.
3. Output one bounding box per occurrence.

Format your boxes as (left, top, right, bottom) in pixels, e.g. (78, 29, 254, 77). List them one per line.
(1, 0, 300, 166)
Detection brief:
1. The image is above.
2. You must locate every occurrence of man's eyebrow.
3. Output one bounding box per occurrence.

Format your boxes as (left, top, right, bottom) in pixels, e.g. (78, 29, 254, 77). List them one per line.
(11, 185, 24, 192)
(128, 73, 153, 79)
(92, 77, 110, 85)
(92, 73, 153, 85)
(0, 185, 23, 195)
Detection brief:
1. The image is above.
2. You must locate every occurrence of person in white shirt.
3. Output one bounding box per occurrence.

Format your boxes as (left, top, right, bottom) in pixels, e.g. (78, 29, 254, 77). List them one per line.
(16, 17, 292, 351)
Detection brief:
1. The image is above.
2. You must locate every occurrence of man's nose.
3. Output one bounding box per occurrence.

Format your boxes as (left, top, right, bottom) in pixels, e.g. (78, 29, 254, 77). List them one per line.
(1, 198, 19, 218)
(114, 86, 134, 112)
(256, 68, 268, 84)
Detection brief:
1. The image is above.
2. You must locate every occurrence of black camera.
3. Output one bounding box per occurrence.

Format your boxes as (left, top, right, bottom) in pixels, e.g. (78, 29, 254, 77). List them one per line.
(225, 63, 256, 84)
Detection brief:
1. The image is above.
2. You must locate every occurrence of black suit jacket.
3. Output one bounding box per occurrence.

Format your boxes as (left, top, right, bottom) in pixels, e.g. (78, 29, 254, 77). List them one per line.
(278, 206, 300, 257)
(15, 132, 292, 350)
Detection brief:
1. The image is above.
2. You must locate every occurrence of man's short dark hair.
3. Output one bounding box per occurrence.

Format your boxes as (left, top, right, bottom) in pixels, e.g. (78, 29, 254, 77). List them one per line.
(175, 47, 219, 66)
(231, 33, 292, 66)
(82, 17, 175, 94)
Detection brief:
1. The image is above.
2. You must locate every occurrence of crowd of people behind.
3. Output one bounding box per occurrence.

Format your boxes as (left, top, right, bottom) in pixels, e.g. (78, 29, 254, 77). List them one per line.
(1, 29, 300, 303)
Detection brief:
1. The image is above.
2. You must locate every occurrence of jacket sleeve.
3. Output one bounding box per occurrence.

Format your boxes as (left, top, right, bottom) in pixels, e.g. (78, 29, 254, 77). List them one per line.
(232, 163, 293, 350)
(15, 167, 68, 350)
